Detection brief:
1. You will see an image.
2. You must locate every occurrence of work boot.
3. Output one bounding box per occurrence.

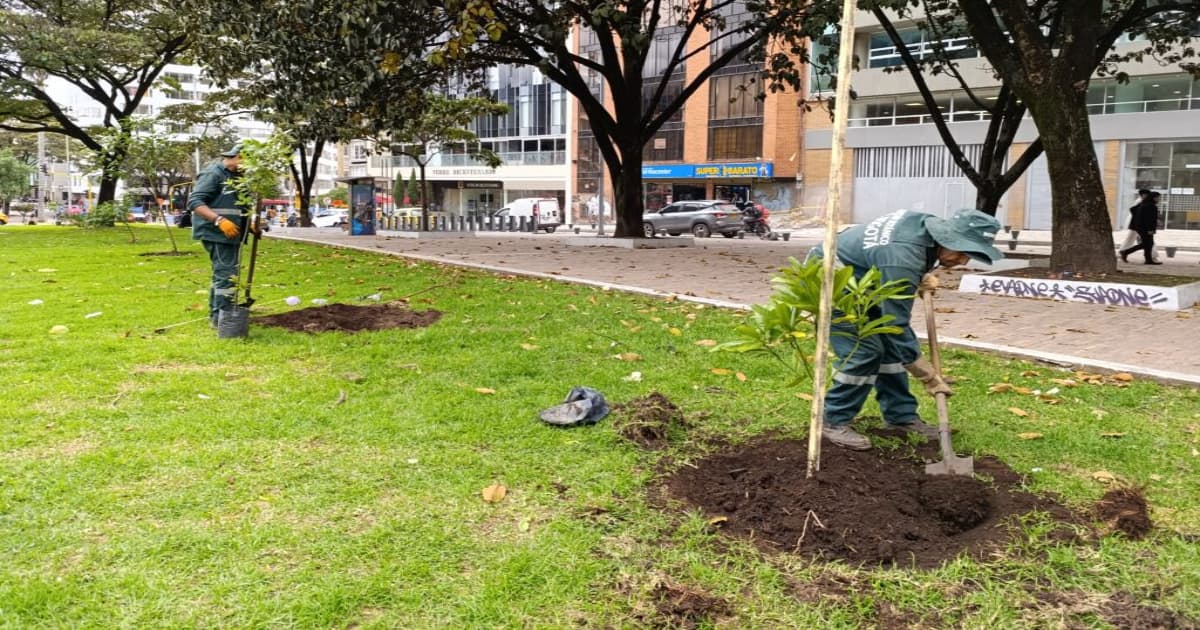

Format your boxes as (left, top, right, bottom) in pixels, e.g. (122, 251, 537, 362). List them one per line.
(889, 419, 940, 441)
(823, 424, 871, 450)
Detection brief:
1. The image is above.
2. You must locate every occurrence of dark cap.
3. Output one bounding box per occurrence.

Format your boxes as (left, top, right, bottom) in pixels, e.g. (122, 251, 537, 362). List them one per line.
(221, 142, 244, 158)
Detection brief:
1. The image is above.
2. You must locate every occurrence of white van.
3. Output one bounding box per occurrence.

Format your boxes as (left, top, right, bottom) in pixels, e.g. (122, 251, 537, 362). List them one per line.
(493, 197, 562, 233)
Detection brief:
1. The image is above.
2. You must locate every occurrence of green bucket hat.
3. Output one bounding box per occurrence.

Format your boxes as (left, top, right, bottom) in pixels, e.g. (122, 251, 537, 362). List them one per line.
(221, 142, 244, 157)
(925, 208, 1003, 264)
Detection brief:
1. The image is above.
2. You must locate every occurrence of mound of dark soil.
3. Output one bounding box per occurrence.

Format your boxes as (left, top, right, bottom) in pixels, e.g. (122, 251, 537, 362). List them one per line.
(254, 303, 442, 333)
(664, 437, 1075, 567)
(613, 392, 688, 449)
(1095, 487, 1152, 540)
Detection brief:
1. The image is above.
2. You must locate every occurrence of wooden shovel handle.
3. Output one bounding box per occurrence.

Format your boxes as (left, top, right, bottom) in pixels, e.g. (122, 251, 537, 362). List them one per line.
(922, 290, 943, 375)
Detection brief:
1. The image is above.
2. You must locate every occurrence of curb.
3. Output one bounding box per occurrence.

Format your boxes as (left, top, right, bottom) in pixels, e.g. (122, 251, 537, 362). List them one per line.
(268, 234, 1200, 388)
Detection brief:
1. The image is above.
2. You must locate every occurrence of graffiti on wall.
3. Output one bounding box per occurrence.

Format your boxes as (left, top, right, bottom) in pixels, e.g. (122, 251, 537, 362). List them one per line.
(962, 275, 1175, 309)
(752, 183, 795, 213)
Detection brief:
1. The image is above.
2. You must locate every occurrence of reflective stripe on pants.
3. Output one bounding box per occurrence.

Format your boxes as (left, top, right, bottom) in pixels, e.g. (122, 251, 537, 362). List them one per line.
(203, 240, 241, 321)
(824, 320, 920, 426)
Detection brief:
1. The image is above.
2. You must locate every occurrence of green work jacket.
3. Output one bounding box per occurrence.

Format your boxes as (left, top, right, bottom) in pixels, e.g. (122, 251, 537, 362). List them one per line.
(189, 159, 247, 244)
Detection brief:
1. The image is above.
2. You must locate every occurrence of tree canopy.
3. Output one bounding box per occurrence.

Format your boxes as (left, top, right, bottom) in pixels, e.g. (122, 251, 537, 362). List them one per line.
(0, 1, 191, 204)
(439, 0, 834, 237)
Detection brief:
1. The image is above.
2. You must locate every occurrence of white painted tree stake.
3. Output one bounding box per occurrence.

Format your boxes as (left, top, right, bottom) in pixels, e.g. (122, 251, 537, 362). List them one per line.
(807, 0, 859, 478)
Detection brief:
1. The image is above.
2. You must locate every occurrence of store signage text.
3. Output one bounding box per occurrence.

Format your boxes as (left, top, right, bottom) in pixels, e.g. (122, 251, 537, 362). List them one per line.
(641, 162, 774, 179)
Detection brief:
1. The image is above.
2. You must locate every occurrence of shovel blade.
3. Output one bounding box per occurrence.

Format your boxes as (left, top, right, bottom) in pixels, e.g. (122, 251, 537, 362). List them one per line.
(925, 455, 975, 476)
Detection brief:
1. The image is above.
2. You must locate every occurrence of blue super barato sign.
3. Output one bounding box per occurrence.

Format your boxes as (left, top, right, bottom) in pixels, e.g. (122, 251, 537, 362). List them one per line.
(641, 162, 774, 179)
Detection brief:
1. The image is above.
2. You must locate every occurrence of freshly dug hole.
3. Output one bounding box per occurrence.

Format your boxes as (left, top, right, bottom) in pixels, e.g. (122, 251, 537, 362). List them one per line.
(664, 437, 1074, 567)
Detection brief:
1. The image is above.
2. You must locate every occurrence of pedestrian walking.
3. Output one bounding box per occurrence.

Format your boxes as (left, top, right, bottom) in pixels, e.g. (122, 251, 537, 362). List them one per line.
(1120, 191, 1163, 265)
(809, 208, 1004, 450)
(188, 142, 252, 328)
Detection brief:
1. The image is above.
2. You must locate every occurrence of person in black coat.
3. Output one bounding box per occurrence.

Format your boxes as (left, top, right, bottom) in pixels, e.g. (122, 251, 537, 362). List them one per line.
(1120, 191, 1162, 265)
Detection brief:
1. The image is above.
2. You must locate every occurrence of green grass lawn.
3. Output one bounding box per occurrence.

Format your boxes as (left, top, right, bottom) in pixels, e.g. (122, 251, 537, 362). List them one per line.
(2, 225, 1198, 628)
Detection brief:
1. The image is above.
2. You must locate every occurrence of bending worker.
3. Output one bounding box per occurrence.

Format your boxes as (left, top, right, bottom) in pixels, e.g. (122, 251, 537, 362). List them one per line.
(189, 142, 249, 328)
(809, 208, 1003, 450)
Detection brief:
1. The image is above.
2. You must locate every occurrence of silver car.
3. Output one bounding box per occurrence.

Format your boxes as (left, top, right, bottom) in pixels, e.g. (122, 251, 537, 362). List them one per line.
(642, 200, 745, 238)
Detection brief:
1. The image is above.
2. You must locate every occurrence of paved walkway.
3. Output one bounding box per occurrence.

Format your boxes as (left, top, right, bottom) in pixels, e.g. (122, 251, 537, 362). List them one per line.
(267, 227, 1200, 386)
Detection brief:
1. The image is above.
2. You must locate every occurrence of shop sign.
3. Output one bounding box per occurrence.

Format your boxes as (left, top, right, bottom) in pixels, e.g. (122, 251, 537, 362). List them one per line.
(641, 162, 774, 179)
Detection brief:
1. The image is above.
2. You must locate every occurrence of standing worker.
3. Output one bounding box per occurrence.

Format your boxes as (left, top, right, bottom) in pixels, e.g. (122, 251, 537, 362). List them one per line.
(189, 142, 249, 328)
(810, 208, 1003, 450)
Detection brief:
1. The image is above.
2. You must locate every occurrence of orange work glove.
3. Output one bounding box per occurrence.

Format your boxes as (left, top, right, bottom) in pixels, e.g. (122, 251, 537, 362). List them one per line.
(215, 216, 240, 239)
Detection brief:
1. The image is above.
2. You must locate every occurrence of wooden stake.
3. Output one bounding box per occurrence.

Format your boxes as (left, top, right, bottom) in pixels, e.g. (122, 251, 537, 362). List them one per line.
(807, 0, 859, 478)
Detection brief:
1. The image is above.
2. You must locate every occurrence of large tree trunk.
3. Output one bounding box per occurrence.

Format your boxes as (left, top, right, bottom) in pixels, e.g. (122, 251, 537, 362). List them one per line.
(97, 176, 119, 207)
(611, 144, 644, 238)
(1027, 93, 1116, 273)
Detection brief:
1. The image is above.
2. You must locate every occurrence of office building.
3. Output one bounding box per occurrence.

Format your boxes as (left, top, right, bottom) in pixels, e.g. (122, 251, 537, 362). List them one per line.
(801, 13, 1200, 230)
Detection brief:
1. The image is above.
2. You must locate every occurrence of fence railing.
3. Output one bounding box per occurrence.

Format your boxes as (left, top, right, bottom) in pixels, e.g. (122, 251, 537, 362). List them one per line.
(376, 214, 547, 233)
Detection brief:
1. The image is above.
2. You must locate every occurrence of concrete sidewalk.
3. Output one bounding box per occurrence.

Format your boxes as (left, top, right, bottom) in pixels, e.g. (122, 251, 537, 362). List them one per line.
(267, 227, 1200, 386)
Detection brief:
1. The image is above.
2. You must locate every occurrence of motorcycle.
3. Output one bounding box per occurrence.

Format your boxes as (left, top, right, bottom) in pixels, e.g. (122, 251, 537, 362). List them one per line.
(739, 202, 773, 239)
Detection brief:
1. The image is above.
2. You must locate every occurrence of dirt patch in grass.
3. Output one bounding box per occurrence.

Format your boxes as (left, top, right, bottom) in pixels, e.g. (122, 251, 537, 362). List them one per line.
(1095, 487, 1153, 540)
(137, 251, 194, 257)
(1032, 590, 1195, 629)
(663, 437, 1076, 568)
(987, 266, 1199, 287)
(254, 303, 442, 333)
(645, 581, 730, 629)
(612, 392, 688, 449)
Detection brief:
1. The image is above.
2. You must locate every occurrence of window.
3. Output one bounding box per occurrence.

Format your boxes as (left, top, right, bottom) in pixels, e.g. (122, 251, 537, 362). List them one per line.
(709, 73, 764, 120)
(867, 26, 981, 69)
(854, 145, 986, 178)
(709, 126, 763, 160)
(645, 128, 684, 162)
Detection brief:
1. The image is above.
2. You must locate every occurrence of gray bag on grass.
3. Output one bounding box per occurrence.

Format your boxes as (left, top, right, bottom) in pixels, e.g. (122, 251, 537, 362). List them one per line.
(539, 386, 610, 427)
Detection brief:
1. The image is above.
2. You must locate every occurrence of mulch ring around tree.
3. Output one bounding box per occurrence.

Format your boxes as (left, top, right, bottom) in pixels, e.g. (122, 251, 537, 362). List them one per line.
(662, 436, 1085, 568)
(254, 302, 442, 333)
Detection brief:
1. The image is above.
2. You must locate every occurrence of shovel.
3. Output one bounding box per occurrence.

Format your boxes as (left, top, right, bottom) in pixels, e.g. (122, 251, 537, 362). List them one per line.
(240, 204, 264, 308)
(922, 289, 974, 476)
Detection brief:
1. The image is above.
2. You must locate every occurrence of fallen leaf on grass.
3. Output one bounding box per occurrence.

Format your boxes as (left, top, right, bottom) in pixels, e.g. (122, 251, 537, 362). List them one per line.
(694, 339, 718, 347)
(1100, 432, 1126, 438)
(710, 368, 731, 376)
(475, 387, 496, 395)
(735, 372, 747, 382)
(795, 392, 814, 401)
(481, 483, 507, 503)
(334, 390, 347, 405)
(1049, 378, 1078, 387)
(1021, 370, 1040, 377)
(1092, 470, 1117, 484)
(622, 371, 643, 382)
(1112, 373, 1134, 382)
(1008, 407, 1030, 417)
(1017, 432, 1044, 440)
(667, 327, 682, 336)
(566, 304, 578, 311)
(613, 352, 641, 362)
(989, 383, 1015, 393)
(520, 343, 539, 351)
(706, 516, 728, 527)
(1092, 408, 1109, 419)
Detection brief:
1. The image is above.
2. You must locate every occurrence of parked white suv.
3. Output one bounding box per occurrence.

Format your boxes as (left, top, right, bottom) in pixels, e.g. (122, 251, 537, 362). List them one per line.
(311, 209, 348, 227)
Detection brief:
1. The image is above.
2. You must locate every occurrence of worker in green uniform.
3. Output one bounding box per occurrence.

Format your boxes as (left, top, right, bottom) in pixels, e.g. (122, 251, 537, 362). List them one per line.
(189, 142, 249, 328)
(809, 208, 1003, 450)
